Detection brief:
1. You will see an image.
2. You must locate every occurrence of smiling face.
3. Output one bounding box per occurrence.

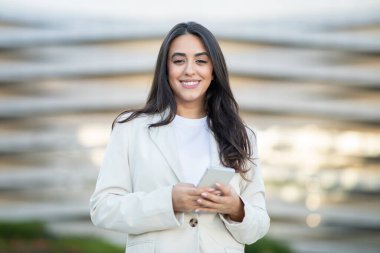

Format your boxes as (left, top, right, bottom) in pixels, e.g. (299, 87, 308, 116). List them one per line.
(167, 34, 213, 117)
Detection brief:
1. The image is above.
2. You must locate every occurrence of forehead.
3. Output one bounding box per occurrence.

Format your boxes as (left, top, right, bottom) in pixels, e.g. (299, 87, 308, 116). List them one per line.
(169, 34, 208, 55)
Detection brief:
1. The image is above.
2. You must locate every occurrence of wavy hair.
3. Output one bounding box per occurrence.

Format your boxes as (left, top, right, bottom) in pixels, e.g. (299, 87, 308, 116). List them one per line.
(114, 21, 254, 175)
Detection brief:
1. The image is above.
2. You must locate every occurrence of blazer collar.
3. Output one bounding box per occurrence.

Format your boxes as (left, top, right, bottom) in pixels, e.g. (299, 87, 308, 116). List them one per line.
(148, 111, 221, 183)
(148, 120, 184, 182)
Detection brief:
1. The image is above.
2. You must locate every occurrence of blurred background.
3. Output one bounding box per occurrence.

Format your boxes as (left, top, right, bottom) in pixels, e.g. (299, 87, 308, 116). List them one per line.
(0, 0, 380, 252)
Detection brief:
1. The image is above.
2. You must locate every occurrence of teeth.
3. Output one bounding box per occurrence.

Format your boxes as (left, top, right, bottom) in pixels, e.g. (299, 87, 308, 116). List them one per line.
(182, 81, 198, 86)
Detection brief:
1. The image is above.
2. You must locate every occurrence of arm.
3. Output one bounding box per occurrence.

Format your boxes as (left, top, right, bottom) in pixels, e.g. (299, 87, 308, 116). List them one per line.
(220, 128, 270, 244)
(89, 122, 181, 235)
(219, 163, 270, 244)
(196, 129, 270, 244)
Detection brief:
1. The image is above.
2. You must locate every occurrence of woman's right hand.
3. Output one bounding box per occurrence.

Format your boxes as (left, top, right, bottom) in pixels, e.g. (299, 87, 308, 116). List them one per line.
(172, 183, 214, 212)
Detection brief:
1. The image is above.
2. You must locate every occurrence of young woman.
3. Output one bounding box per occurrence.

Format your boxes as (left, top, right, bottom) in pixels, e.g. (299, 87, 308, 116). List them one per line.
(90, 21, 270, 253)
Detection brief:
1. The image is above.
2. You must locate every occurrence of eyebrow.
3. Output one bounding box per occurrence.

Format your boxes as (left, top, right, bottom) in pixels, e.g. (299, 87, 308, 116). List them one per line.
(171, 52, 209, 58)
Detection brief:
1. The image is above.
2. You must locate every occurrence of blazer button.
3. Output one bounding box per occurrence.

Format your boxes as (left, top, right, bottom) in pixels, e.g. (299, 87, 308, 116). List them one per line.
(189, 218, 198, 227)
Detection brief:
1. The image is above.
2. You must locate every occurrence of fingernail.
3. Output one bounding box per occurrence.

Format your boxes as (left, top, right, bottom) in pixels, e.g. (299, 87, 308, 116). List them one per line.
(197, 198, 202, 203)
(201, 192, 208, 197)
(195, 209, 199, 213)
(215, 183, 220, 187)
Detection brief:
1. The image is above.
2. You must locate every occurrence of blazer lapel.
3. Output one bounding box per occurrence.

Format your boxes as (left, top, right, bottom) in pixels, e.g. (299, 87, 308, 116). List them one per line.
(147, 112, 222, 182)
(148, 121, 185, 182)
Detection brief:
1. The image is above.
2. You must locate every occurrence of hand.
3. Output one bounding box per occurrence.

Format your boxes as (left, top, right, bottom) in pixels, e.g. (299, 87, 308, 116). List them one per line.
(172, 183, 216, 213)
(196, 183, 245, 222)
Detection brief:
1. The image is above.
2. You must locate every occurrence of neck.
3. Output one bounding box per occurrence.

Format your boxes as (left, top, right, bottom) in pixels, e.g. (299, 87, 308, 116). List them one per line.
(176, 103, 206, 119)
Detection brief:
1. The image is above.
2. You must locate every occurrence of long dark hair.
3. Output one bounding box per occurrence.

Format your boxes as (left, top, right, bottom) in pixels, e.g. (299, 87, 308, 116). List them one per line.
(114, 21, 253, 175)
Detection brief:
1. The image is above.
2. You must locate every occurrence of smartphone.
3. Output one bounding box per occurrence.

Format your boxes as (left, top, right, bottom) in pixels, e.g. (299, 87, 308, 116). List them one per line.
(197, 167, 235, 188)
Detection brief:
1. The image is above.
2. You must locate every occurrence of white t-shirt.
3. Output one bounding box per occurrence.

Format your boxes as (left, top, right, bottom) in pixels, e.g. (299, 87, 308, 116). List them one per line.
(173, 115, 211, 186)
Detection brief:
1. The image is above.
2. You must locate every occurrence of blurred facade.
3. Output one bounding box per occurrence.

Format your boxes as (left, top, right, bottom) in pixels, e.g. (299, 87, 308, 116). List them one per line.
(0, 1, 379, 253)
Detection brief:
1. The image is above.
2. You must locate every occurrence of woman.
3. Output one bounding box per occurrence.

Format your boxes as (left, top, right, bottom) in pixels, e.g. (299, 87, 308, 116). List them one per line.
(90, 21, 270, 253)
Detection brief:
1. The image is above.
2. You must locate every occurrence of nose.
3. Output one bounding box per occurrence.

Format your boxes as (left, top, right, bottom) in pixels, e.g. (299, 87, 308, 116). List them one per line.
(185, 62, 195, 76)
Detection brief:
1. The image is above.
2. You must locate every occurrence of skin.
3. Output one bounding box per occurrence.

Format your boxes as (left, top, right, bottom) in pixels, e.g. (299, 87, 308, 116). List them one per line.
(168, 34, 245, 222)
(167, 33, 213, 118)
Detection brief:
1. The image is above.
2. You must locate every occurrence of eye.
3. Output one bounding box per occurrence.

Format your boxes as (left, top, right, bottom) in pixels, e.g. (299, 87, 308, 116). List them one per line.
(196, 59, 208, 64)
(173, 59, 185, 65)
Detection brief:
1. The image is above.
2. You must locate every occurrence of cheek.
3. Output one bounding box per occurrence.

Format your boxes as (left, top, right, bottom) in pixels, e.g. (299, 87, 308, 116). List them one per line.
(168, 64, 183, 78)
(200, 67, 213, 80)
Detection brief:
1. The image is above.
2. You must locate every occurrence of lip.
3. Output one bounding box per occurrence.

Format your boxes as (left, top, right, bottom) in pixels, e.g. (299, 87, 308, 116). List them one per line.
(180, 80, 200, 89)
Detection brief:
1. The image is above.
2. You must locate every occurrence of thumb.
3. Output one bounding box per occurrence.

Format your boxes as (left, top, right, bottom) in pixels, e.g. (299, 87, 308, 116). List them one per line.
(215, 182, 230, 195)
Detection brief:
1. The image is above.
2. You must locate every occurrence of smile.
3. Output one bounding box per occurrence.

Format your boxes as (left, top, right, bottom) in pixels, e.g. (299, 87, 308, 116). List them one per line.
(180, 80, 200, 88)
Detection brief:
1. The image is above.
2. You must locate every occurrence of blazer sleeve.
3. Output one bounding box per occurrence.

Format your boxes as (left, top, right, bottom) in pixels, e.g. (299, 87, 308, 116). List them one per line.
(219, 128, 270, 244)
(89, 122, 181, 235)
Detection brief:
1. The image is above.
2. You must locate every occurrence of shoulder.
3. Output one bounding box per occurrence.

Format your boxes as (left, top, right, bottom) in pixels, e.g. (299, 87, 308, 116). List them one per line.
(113, 112, 161, 131)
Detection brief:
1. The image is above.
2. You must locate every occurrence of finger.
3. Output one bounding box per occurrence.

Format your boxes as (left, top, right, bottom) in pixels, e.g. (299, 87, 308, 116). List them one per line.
(215, 183, 232, 196)
(188, 187, 208, 196)
(195, 207, 219, 213)
(212, 190, 222, 196)
(196, 197, 221, 209)
(200, 192, 224, 203)
(192, 187, 215, 196)
(174, 184, 198, 195)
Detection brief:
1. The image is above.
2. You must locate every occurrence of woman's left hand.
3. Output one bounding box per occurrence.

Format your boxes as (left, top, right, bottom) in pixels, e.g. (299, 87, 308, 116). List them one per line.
(196, 183, 245, 222)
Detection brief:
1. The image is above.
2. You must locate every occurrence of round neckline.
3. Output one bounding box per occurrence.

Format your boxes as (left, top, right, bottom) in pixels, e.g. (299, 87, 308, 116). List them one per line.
(174, 114, 207, 126)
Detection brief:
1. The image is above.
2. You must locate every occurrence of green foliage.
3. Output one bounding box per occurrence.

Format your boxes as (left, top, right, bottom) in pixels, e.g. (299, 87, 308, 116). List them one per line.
(245, 237, 292, 253)
(0, 221, 47, 240)
(0, 221, 291, 253)
(0, 221, 123, 253)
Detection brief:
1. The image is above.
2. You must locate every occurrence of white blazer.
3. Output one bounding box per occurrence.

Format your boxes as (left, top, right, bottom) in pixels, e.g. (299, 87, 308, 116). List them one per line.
(90, 113, 270, 253)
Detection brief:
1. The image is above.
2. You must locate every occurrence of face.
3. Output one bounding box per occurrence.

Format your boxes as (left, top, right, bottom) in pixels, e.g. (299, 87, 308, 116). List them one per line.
(167, 34, 213, 113)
